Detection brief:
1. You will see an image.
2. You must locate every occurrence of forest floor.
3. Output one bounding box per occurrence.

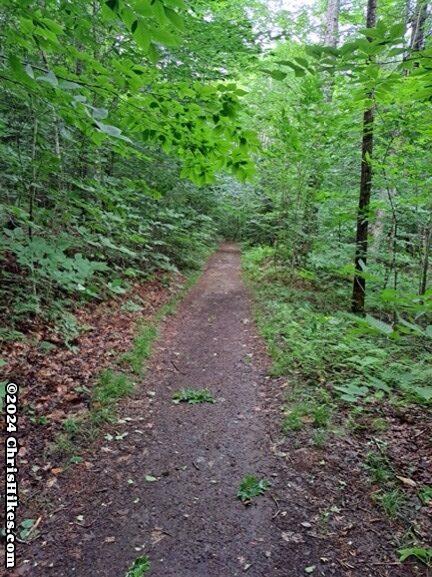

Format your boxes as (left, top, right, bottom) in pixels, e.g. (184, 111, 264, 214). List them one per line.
(2, 244, 429, 577)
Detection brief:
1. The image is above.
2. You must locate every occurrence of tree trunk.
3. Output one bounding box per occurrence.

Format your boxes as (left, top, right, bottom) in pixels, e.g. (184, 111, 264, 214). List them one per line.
(324, 0, 340, 47)
(419, 218, 432, 296)
(410, 0, 428, 51)
(28, 117, 39, 240)
(323, 0, 340, 101)
(351, 0, 377, 315)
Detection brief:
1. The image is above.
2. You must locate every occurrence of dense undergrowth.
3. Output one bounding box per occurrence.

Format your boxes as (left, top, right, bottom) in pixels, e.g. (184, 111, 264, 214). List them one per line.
(243, 245, 432, 407)
(0, 173, 217, 343)
(243, 245, 432, 566)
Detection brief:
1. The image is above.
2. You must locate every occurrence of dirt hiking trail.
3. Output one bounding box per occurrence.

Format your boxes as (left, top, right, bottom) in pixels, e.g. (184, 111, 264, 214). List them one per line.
(20, 244, 421, 577)
(23, 244, 294, 576)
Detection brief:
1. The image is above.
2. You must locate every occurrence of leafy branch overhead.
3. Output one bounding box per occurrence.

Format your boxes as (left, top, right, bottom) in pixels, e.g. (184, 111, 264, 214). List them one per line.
(4, 1, 258, 185)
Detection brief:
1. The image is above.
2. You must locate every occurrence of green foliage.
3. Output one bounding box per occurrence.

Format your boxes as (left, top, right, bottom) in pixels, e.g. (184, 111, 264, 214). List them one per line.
(312, 404, 332, 428)
(372, 489, 406, 519)
(89, 406, 116, 427)
(172, 388, 215, 405)
(311, 430, 327, 449)
(243, 248, 432, 408)
(237, 475, 270, 502)
(282, 407, 304, 432)
(120, 325, 157, 375)
(92, 370, 134, 405)
(364, 452, 394, 485)
(63, 418, 81, 436)
(0, 0, 259, 330)
(399, 547, 432, 566)
(418, 486, 432, 506)
(18, 519, 36, 541)
(282, 394, 332, 433)
(49, 433, 76, 459)
(125, 555, 150, 577)
(121, 300, 144, 313)
(54, 313, 82, 350)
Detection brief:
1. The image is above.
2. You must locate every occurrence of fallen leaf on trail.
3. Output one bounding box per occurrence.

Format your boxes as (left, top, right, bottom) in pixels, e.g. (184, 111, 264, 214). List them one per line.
(145, 475, 158, 482)
(51, 467, 63, 475)
(282, 531, 304, 543)
(150, 529, 165, 545)
(396, 475, 417, 488)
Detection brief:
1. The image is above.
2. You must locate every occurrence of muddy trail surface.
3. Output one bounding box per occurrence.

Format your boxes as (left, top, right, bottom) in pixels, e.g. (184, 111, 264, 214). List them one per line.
(21, 244, 294, 577)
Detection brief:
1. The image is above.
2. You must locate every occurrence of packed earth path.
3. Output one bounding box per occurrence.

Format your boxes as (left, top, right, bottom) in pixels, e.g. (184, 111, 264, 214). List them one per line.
(15, 244, 427, 577)
(20, 243, 294, 577)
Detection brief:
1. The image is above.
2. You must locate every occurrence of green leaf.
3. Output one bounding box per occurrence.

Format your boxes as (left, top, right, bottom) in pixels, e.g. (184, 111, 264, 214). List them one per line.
(413, 387, 432, 402)
(20, 519, 35, 529)
(261, 68, 287, 81)
(151, 27, 179, 47)
(237, 475, 270, 502)
(399, 547, 432, 565)
(165, 7, 185, 31)
(38, 17, 63, 35)
(105, 0, 119, 13)
(126, 555, 150, 577)
(59, 80, 81, 90)
(37, 71, 59, 87)
(92, 107, 109, 120)
(95, 122, 123, 138)
(334, 383, 369, 402)
(172, 388, 215, 404)
(165, 0, 187, 8)
(276, 60, 307, 76)
(365, 315, 393, 336)
(133, 21, 151, 52)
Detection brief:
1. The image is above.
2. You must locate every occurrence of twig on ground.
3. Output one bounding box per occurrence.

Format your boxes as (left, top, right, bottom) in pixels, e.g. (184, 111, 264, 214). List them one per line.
(171, 360, 186, 375)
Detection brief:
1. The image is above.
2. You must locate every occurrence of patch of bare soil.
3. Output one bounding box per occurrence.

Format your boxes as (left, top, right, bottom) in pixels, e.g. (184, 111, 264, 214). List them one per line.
(268, 406, 431, 577)
(2, 245, 430, 577)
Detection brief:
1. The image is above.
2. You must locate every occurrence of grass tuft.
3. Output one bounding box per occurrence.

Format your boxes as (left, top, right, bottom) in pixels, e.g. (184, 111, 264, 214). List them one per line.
(92, 369, 134, 405)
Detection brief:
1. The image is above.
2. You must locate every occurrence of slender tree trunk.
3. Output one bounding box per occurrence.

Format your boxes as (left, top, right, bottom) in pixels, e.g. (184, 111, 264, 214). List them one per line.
(351, 0, 377, 315)
(54, 117, 63, 191)
(324, 0, 340, 47)
(419, 218, 432, 295)
(410, 0, 428, 51)
(323, 0, 340, 101)
(28, 117, 39, 240)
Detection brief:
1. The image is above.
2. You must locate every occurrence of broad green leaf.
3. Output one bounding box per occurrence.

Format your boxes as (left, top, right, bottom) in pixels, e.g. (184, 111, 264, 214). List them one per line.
(151, 27, 179, 47)
(133, 21, 151, 51)
(365, 315, 393, 336)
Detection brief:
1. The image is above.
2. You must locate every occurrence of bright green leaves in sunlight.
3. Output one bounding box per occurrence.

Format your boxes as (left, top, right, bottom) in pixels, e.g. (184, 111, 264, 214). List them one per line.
(0, 0, 263, 333)
(103, 0, 185, 56)
(2, 0, 258, 185)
